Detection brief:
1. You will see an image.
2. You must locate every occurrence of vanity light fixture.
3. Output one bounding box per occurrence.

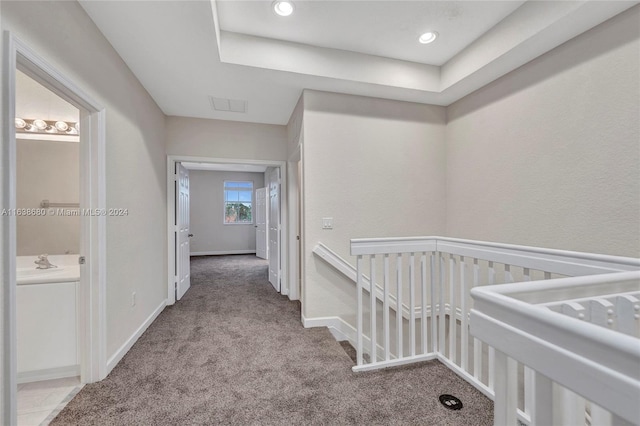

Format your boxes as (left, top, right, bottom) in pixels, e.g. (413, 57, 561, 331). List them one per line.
(273, 0, 294, 17)
(418, 31, 438, 44)
(14, 118, 79, 137)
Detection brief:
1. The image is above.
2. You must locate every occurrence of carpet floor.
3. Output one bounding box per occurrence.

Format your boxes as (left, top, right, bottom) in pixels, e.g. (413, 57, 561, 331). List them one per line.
(52, 255, 493, 425)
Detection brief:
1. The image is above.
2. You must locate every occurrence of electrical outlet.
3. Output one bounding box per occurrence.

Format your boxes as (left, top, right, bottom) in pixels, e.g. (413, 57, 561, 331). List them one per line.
(322, 217, 333, 229)
(132, 291, 136, 307)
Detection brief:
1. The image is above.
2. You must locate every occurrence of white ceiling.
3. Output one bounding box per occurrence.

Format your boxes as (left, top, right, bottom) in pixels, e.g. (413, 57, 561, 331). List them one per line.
(78, 0, 637, 125)
(217, 1, 525, 66)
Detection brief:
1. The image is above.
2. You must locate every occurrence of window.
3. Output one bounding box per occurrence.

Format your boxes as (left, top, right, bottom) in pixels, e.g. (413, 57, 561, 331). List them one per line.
(224, 181, 253, 224)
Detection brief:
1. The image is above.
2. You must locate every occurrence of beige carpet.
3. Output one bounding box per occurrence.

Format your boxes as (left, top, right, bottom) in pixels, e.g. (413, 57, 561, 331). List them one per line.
(52, 254, 493, 425)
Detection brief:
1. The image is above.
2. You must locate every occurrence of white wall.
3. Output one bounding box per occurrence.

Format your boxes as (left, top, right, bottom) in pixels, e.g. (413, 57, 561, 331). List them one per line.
(1, 1, 167, 359)
(446, 6, 640, 258)
(16, 139, 80, 256)
(189, 170, 264, 255)
(301, 90, 447, 320)
(166, 116, 287, 161)
(0, 0, 7, 421)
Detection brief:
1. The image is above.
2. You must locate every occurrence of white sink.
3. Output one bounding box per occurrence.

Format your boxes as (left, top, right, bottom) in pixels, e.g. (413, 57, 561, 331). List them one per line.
(17, 267, 65, 277)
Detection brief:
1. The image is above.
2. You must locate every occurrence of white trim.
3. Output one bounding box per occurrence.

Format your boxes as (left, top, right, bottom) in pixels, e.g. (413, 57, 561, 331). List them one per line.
(2, 31, 18, 426)
(2, 32, 107, 425)
(17, 365, 80, 384)
(106, 300, 166, 374)
(167, 155, 288, 305)
(302, 315, 353, 342)
(191, 250, 256, 256)
(16, 133, 78, 142)
(352, 354, 438, 373)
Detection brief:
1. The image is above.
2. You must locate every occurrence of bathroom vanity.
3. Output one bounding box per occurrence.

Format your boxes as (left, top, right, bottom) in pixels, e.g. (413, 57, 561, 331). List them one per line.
(16, 255, 80, 383)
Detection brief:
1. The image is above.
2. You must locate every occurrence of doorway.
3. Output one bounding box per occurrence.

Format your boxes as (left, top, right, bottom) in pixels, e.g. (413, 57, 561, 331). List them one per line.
(166, 156, 288, 305)
(2, 33, 107, 425)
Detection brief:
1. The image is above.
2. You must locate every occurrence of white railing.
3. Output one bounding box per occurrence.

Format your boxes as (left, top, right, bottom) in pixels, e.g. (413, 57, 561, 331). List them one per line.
(471, 271, 640, 426)
(312, 236, 640, 425)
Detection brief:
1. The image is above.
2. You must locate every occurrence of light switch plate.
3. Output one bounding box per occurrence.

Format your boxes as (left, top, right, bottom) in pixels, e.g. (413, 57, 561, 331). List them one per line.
(322, 217, 333, 229)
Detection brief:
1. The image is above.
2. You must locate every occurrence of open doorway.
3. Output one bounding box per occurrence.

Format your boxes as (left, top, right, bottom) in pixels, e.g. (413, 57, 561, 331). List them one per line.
(14, 70, 82, 424)
(166, 156, 288, 305)
(2, 33, 107, 425)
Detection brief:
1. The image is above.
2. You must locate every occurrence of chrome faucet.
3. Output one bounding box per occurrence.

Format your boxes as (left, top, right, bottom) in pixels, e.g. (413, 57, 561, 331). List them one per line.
(34, 254, 57, 269)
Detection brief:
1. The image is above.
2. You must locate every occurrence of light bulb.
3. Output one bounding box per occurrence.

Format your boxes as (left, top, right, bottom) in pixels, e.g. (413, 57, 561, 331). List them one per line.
(419, 32, 438, 44)
(55, 121, 69, 132)
(33, 119, 47, 130)
(273, 1, 294, 16)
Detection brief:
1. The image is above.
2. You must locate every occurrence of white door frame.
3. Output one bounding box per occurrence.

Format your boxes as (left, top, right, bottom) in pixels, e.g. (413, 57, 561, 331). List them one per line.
(287, 144, 303, 301)
(166, 155, 288, 305)
(2, 32, 107, 425)
(255, 187, 268, 260)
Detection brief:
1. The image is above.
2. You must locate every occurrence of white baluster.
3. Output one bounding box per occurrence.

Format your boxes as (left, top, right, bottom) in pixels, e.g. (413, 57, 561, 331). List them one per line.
(396, 254, 403, 359)
(616, 294, 640, 337)
(590, 402, 613, 426)
(356, 255, 363, 366)
(449, 254, 457, 364)
(590, 298, 615, 329)
(409, 252, 416, 357)
(383, 254, 390, 361)
(494, 350, 518, 426)
(473, 258, 482, 381)
(504, 264, 513, 283)
(488, 261, 495, 391)
(430, 253, 437, 353)
(554, 385, 586, 426)
(421, 252, 427, 355)
(439, 253, 446, 357)
(530, 371, 553, 426)
(460, 256, 468, 372)
(370, 255, 377, 364)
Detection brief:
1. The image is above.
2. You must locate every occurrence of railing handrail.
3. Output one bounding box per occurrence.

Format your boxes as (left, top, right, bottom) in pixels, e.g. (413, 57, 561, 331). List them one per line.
(351, 236, 640, 273)
(471, 271, 640, 377)
(470, 271, 640, 424)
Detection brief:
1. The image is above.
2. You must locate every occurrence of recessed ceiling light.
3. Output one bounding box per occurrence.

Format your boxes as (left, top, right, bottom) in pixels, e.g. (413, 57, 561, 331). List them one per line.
(419, 31, 438, 44)
(273, 1, 294, 17)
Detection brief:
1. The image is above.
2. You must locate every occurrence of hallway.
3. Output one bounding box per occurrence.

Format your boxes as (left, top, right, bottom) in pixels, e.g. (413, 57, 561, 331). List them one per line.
(51, 255, 492, 425)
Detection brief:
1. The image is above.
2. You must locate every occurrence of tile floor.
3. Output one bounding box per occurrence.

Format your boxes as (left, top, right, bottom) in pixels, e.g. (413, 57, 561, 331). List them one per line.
(17, 377, 83, 426)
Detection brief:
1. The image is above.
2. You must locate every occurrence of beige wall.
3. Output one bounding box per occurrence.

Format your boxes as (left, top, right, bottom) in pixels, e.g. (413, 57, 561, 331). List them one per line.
(166, 116, 287, 161)
(16, 139, 80, 256)
(446, 6, 640, 258)
(301, 90, 447, 319)
(189, 170, 264, 254)
(2, 1, 168, 358)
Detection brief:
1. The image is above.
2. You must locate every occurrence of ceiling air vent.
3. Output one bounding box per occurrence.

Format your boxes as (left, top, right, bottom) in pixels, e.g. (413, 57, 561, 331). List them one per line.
(209, 96, 247, 113)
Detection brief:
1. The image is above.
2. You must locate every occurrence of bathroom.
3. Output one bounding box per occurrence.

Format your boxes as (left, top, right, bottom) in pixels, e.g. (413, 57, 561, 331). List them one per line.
(15, 70, 83, 425)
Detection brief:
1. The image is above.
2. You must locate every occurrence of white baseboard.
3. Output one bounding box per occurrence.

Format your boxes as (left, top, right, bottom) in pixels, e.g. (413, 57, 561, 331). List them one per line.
(191, 250, 256, 256)
(302, 315, 356, 343)
(106, 300, 166, 374)
(17, 365, 80, 384)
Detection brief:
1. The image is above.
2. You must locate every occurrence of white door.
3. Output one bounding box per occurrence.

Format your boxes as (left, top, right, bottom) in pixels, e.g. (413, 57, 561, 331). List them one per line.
(176, 163, 191, 300)
(255, 187, 268, 260)
(268, 168, 281, 291)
